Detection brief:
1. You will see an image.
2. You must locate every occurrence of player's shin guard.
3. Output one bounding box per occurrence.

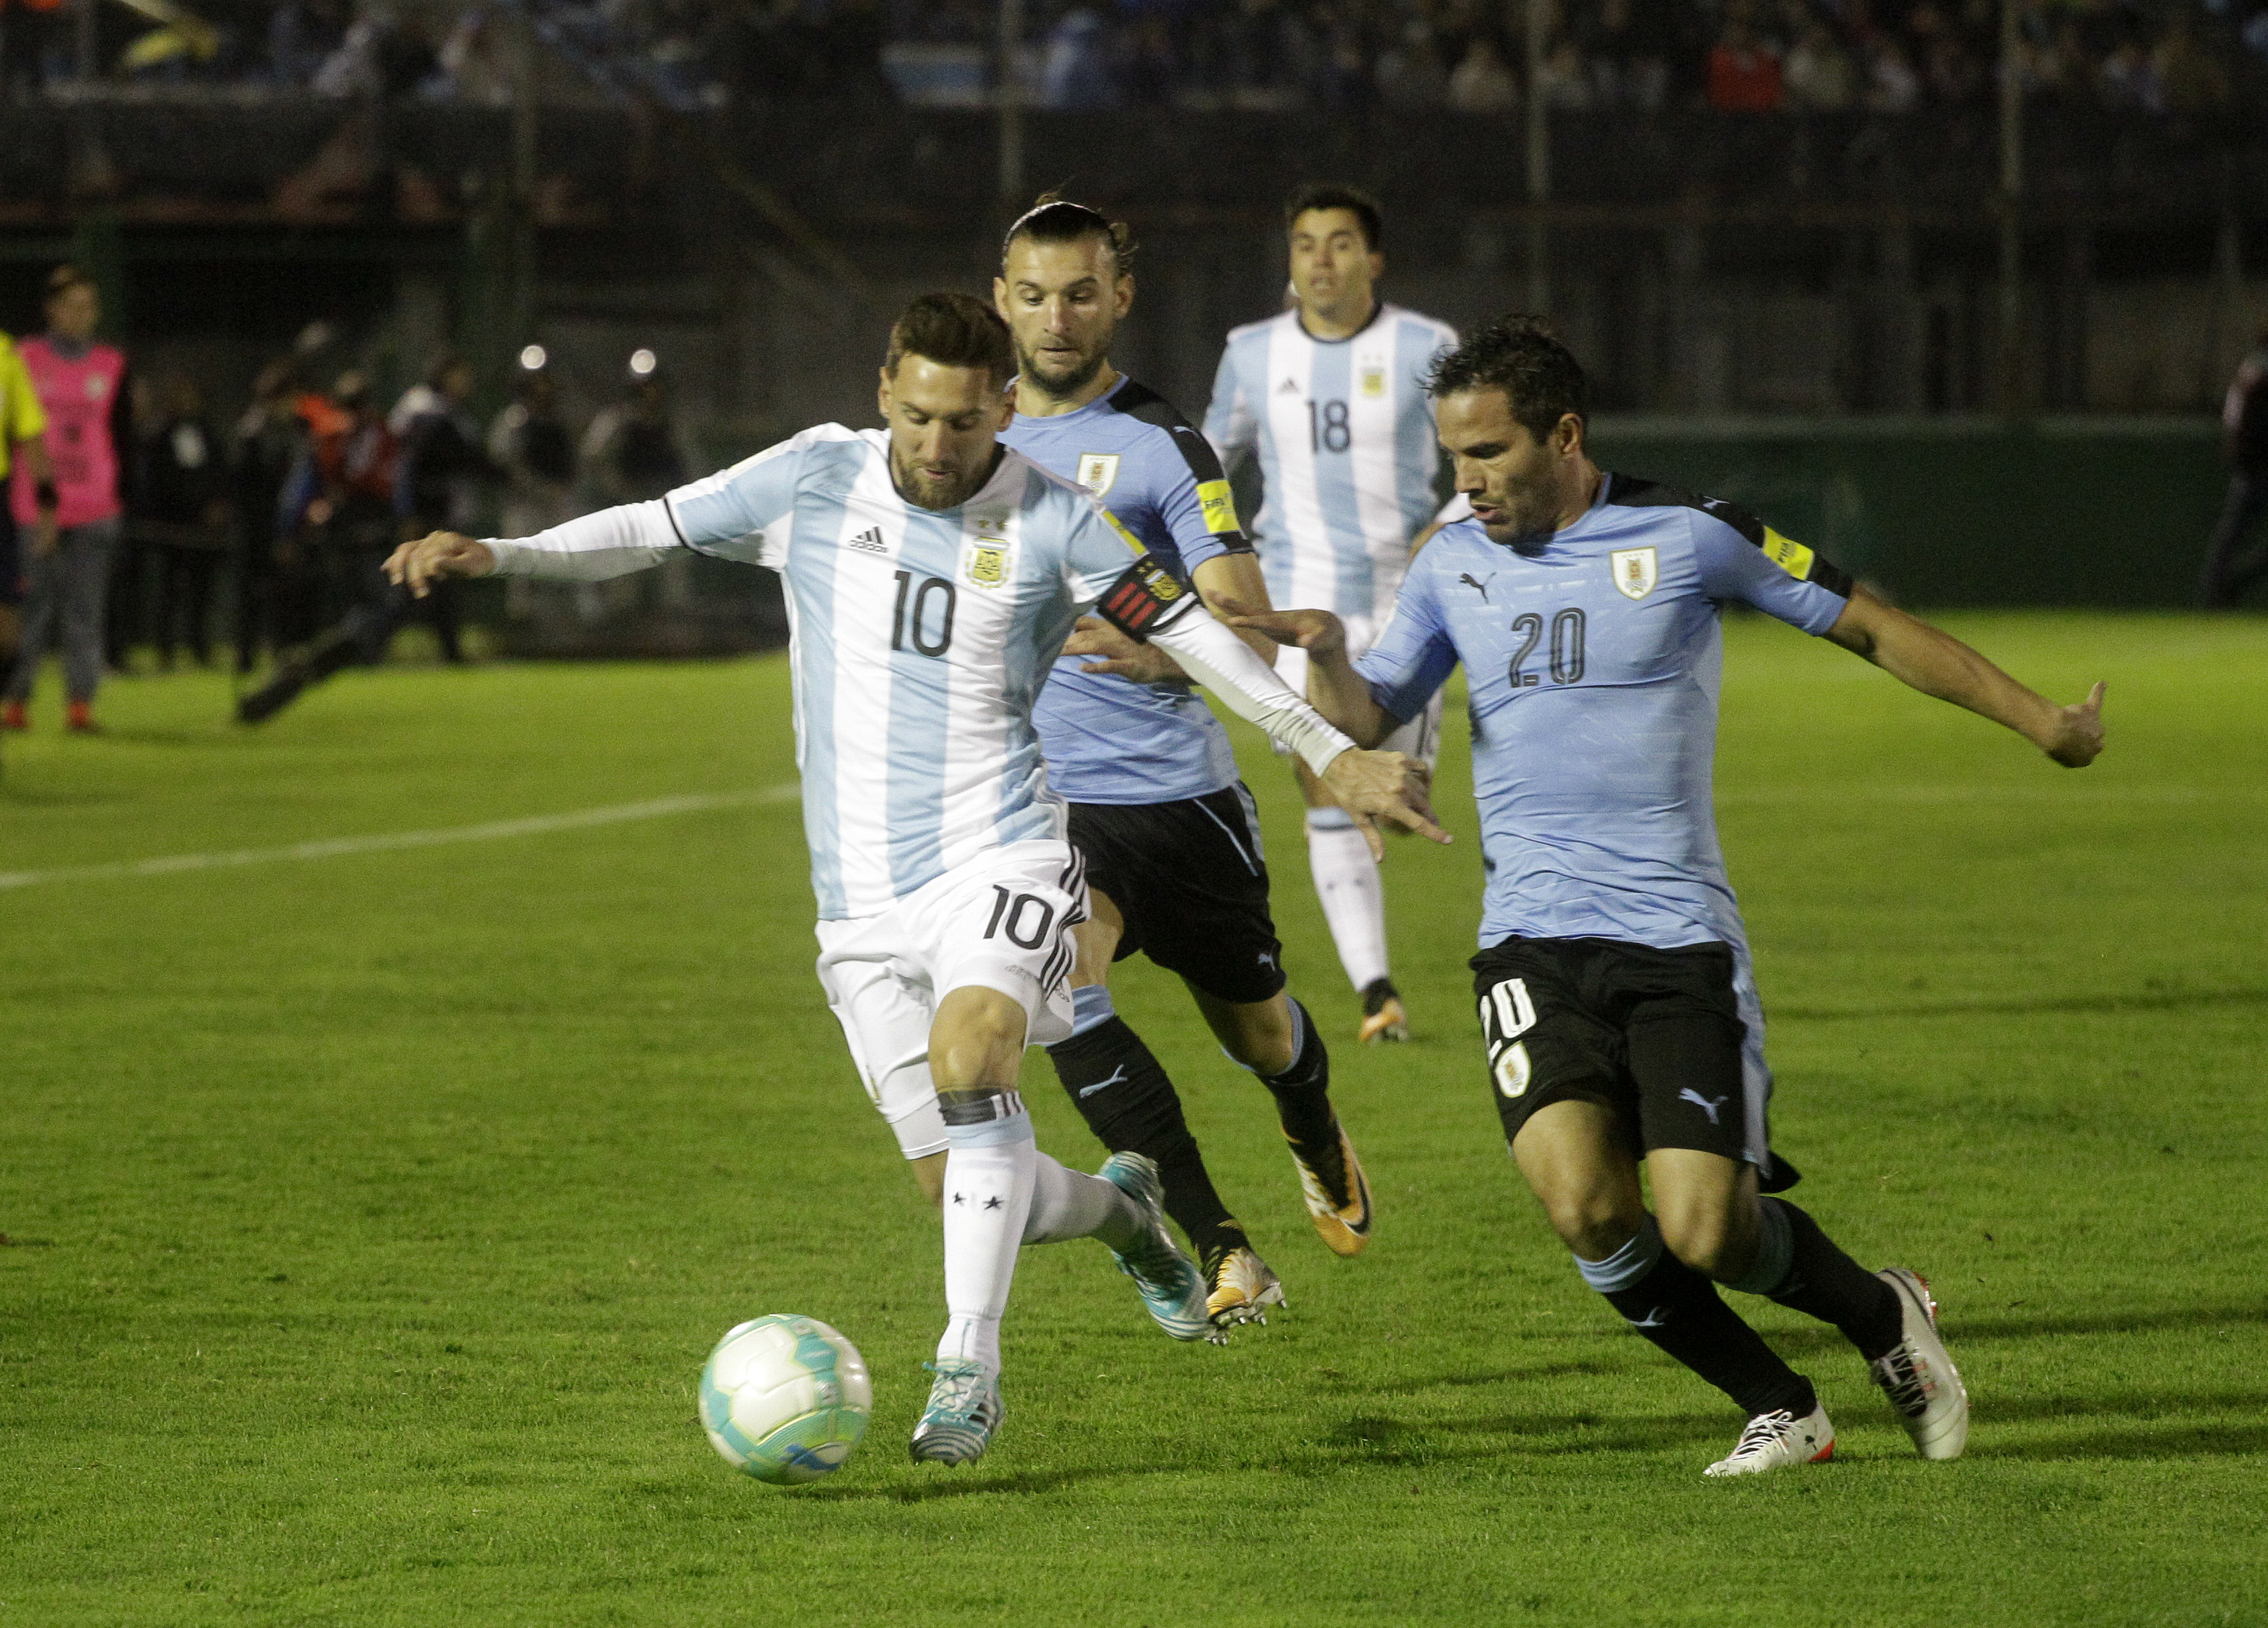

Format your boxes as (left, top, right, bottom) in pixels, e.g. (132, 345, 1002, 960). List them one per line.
(1578, 1216, 1817, 1420)
(1254, 997, 1335, 1152)
(1046, 985, 1246, 1261)
(935, 1092, 1037, 1377)
(1730, 1198, 1904, 1360)
(1305, 807, 1389, 992)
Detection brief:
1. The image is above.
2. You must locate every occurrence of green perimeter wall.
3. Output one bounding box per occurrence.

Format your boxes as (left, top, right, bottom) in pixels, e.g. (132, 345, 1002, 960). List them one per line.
(1585, 417, 2224, 608)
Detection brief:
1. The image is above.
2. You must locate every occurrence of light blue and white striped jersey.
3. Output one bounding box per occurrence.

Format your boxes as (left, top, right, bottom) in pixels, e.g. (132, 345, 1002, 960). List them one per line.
(664, 425, 1142, 921)
(1203, 303, 1457, 629)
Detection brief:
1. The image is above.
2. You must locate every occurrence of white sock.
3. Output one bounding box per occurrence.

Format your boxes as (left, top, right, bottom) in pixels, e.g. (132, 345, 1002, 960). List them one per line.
(1022, 1151, 1144, 1250)
(935, 1107, 1037, 1376)
(1306, 807, 1389, 991)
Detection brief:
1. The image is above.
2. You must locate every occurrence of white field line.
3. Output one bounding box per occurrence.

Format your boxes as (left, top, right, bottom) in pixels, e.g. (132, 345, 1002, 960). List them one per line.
(0, 785, 799, 892)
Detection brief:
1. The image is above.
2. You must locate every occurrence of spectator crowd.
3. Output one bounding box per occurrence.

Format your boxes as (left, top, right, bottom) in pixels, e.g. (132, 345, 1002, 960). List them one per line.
(0, 0, 2249, 118)
(0, 273, 697, 728)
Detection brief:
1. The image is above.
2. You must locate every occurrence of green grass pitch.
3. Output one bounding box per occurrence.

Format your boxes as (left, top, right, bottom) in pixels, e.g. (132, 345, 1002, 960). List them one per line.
(3, 611, 2263, 1626)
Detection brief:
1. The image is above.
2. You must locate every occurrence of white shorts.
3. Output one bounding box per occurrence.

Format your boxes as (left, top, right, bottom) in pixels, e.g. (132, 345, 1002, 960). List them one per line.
(813, 839, 1086, 1161)
(1272, 614, 1443, 770)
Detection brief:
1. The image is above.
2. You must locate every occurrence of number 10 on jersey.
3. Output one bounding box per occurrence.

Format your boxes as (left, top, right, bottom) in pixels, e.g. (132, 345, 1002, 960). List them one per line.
(890, 570, 956, 657)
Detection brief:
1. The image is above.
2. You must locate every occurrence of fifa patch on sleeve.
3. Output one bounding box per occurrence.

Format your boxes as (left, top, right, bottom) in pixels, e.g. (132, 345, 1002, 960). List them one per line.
(1197, 479, 1240, 535)
(1097, 556, 1199, 642)
(1760, 527, 1816, 582)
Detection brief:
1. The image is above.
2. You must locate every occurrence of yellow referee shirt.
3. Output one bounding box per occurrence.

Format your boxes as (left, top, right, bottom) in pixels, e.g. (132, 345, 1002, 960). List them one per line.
(0, 330, 50, 479)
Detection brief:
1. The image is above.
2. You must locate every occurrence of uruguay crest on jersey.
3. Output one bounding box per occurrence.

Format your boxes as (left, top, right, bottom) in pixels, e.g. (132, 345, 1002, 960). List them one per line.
(1611, 546, 1658, 600)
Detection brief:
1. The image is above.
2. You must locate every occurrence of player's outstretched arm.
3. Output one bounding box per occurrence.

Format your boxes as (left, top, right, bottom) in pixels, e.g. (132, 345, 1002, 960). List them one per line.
(384, 531, 496, 599)
(1223, 603, 1399, 751)
(389, 500, 687, 598)
(1060, 553, 1280, 682)
(1824, 589, 2106, 767)
(1143, 603, 1448, 854)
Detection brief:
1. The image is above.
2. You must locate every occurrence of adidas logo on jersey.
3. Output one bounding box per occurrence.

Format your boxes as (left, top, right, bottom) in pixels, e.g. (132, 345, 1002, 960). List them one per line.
(847, 526, 887, 555)
(1275, 377, 1301, 395)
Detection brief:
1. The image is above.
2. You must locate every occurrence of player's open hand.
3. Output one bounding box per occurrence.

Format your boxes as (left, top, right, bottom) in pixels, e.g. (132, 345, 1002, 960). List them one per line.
(1321, 748, 1450, 858)
(385, 531, 496, 599)
(1220, 602, 1346, 656)
(2042, 681, 2106, 768)
(1063, 614, 1189, 685)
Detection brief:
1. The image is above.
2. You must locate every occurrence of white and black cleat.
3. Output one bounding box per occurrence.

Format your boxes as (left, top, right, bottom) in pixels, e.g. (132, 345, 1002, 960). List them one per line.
(1703, 1404, 1836, 1478)
(1870, 1267, 1969, 1461)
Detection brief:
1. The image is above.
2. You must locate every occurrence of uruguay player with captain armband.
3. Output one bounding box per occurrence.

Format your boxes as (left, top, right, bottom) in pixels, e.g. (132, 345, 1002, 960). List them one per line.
(384, 292, 1441, 1469)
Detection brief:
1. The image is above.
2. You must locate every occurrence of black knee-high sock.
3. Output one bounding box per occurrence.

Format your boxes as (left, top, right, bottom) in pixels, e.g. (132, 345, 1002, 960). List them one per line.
(1585, 1223, 1817, 1419)
(1260, 1000, 1336, 1152)
(1756, 1199, 1903, 1360)
(1046, 1016, 1246, 1261)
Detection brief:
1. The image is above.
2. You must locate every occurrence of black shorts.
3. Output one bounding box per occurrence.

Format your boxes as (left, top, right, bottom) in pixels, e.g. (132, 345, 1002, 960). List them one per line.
(1065, 783, 1287, 1007)
(1470, 935, 1752, 1162)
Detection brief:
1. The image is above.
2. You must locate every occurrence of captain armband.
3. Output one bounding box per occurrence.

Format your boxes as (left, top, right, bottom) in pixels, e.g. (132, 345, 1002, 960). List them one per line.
(1096, 555, 1201, 643)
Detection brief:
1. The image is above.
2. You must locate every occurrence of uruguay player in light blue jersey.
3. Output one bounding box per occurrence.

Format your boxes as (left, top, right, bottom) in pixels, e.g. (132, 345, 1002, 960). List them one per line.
(1204, 184, 1458, 1046)
(1237, 316, 2106, 1479)
(994, 199, 1382, 1333)
(386, 293, 1442, 1467)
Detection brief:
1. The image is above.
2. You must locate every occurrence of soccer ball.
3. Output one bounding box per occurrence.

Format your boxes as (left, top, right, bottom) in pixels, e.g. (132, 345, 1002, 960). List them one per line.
(698, 1314, 872, 1485)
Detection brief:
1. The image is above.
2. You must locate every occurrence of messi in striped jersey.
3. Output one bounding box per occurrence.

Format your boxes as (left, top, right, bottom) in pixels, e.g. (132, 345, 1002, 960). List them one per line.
(385, 293, 1441, 1467)
(1205, 184, 1458, 1044)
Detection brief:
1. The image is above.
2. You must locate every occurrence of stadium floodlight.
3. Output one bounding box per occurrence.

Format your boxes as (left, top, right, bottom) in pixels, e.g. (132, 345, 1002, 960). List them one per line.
(519, 344, 547, 371)
(628, 347, 658, 378)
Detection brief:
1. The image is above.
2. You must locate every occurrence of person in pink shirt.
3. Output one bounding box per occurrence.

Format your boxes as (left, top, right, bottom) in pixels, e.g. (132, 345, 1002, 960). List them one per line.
(4, 265, 129, 733)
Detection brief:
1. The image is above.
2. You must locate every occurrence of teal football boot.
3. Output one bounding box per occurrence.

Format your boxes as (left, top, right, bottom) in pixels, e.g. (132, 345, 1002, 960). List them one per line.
(909, 1359, 1003, 1466)
(1098, 1152, 1214, 1343)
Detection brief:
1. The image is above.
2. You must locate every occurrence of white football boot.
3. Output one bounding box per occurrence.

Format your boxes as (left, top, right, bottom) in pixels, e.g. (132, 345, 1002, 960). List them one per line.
(1703, 1404, 1836, 1478)
(1870, 1267, 1970, 1460)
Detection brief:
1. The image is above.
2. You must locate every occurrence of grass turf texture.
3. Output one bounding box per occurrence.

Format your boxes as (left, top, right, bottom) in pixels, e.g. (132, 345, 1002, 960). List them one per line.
(3, 612, 2262, 1627)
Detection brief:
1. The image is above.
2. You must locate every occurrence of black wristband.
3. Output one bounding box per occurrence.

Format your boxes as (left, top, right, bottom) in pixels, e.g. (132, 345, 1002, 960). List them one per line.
(34, 480, 60, 511)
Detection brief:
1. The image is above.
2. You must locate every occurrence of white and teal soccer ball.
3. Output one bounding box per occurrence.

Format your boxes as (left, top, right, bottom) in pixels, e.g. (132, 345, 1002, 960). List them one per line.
(698, 1314, 872, 1485)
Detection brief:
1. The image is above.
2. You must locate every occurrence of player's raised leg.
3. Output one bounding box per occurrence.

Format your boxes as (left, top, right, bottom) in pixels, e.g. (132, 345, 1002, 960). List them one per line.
(913, 982, 1207, 1466)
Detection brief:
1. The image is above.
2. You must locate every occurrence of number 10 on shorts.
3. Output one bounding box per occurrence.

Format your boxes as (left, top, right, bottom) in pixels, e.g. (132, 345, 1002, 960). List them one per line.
(984, 886, 1056, 950)
(1481, 978, 1538, 1099)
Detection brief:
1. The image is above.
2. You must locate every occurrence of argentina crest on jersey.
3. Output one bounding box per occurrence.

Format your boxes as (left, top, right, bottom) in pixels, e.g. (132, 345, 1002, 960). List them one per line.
(961, 504, 1014, 589)
(1610, 546, 1659, 601)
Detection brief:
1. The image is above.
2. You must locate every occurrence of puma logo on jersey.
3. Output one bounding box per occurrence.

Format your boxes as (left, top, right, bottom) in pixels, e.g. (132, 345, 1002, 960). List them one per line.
(1678, 1088, 1730, 1125)
(1078, 1066, 1130, 1098)
(1459, 572, 1493, 601)
(847, 526, 886, 555)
